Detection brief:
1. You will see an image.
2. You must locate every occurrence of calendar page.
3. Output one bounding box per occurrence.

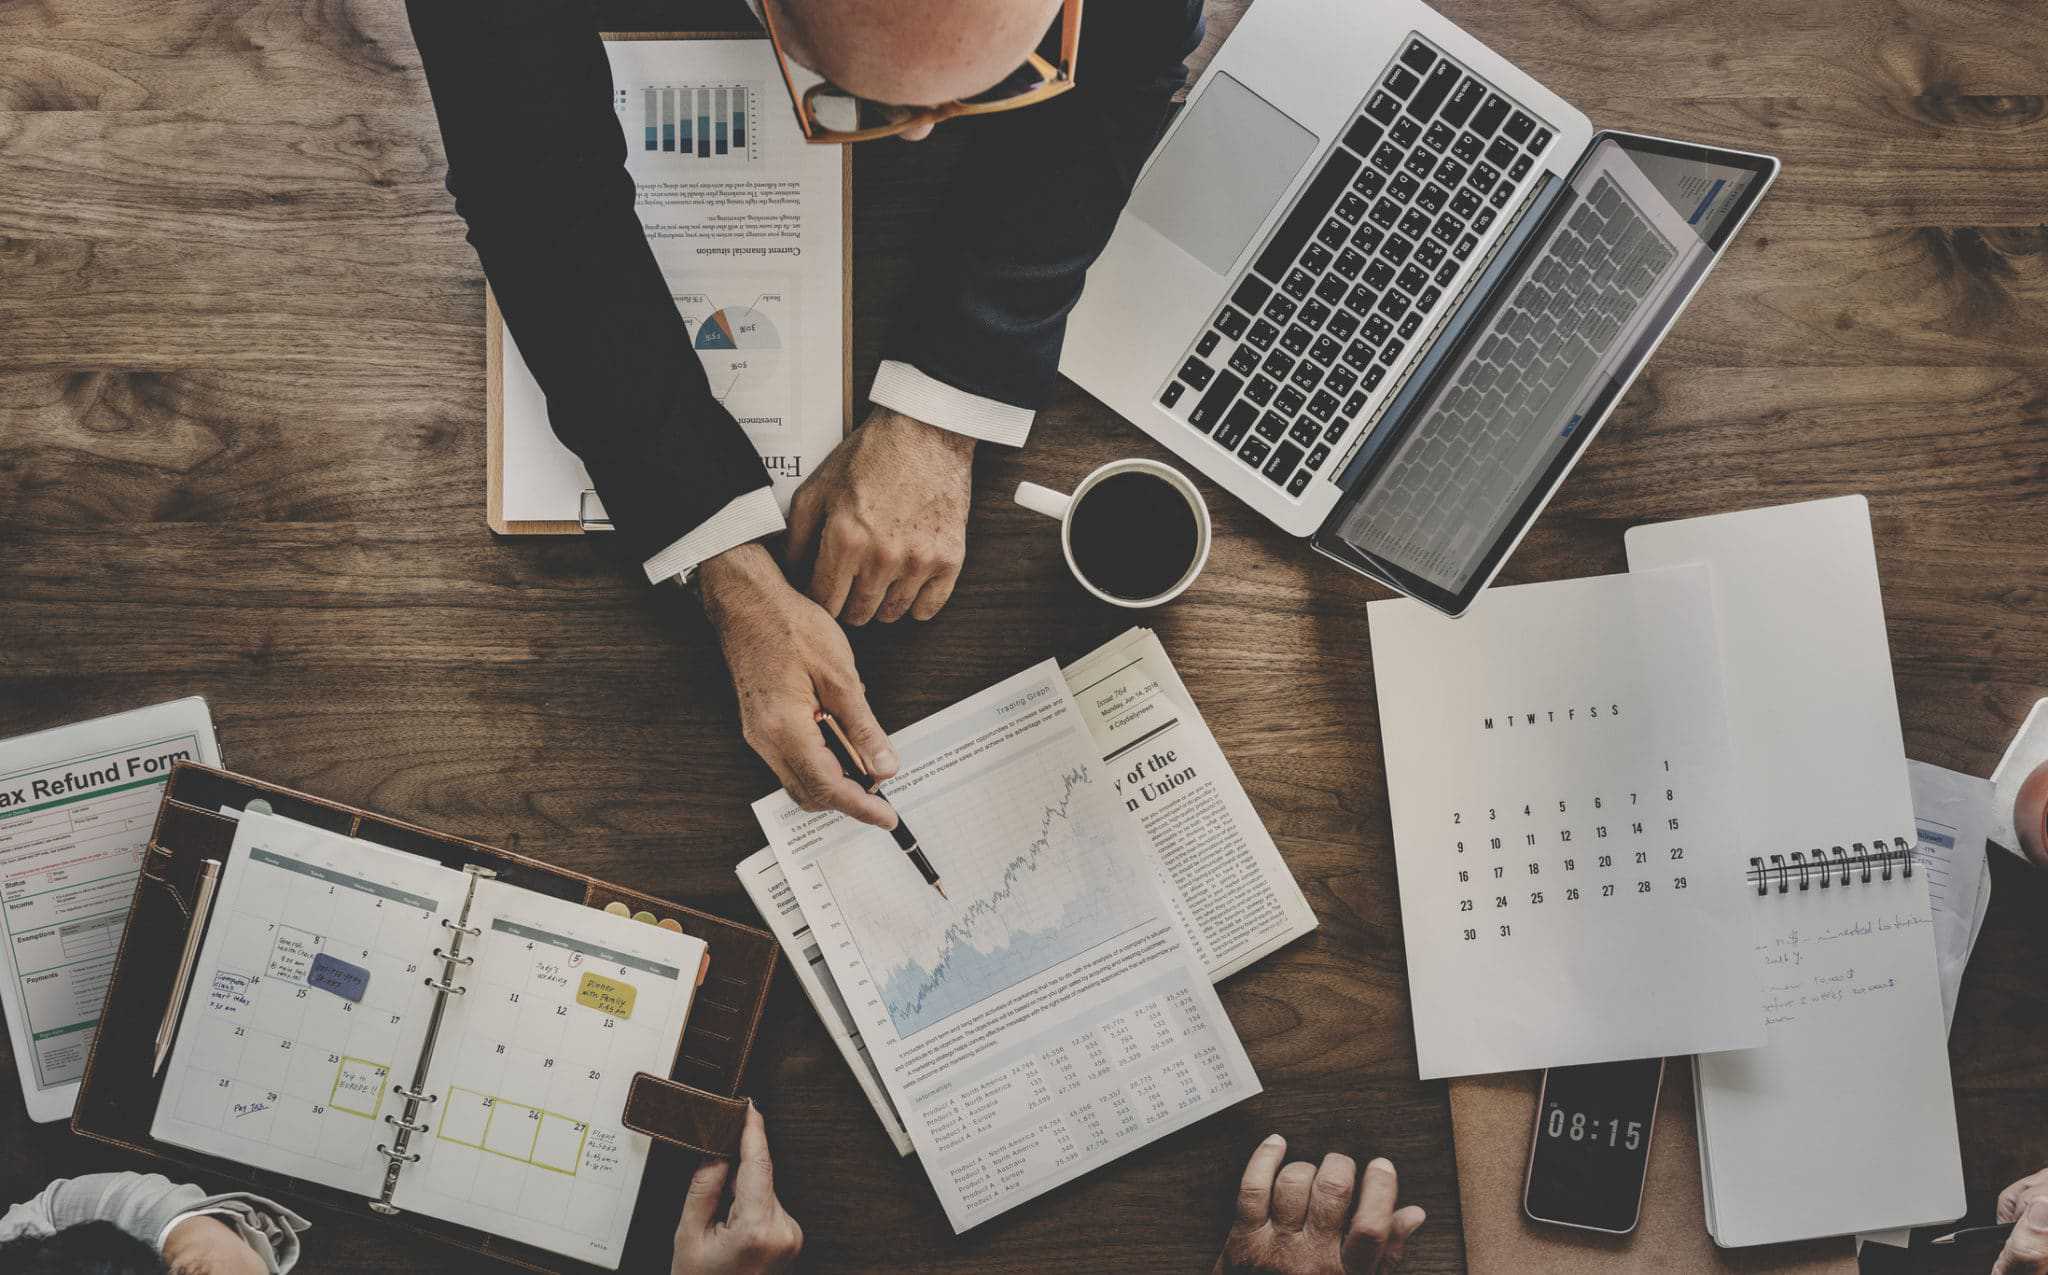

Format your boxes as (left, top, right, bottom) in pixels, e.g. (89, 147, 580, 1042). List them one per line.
(396, 880, 705, 1270)
(153, 811, 461, 1196)
(1367, 566, 1763, 1079)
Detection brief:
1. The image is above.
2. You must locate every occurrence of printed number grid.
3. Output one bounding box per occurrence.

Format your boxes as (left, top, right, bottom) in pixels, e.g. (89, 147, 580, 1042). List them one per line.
(167, 851, 443, 1175)
(1450, 758, 1694, 942)
(410, 923, 671, 1243)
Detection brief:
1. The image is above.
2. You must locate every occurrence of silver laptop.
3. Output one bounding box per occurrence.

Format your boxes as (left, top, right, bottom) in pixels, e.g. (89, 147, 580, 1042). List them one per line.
(1061, 0, 1776, 615)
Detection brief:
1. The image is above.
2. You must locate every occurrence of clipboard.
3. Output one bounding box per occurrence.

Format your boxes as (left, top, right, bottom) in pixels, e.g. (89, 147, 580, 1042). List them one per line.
(73, 764, 782, 1275)
(486, 29, 855, 535)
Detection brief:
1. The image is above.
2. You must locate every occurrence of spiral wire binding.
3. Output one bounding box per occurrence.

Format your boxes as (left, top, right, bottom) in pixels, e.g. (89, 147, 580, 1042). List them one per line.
(1748, 837, 1914, 896)
(370, 864, 496, 1215)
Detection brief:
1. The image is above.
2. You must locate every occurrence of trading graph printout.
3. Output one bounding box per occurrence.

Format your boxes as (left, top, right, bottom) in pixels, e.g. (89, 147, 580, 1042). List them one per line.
(757, 661, 1259, 1231)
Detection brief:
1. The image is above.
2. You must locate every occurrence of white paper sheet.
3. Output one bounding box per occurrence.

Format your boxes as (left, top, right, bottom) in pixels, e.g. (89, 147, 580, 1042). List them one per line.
(1628, 495, 1964, 1247)
(738, 628, 1312, 1155)
(1989, 697, 2048, 856)
(0, 698, 220, 1122)
(736, 847, 913, 1156)
(1904, 759, 1995, 1029)
(499, 36, 845, 524)
(756, 660, 1259, 1231)
(1062, 628, 1318, 979)
(1367, 566, 1761, 1079)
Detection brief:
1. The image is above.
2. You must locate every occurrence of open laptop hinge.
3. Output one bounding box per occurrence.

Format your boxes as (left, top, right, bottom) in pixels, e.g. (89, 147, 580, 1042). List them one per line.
(1332, 177, 1556, 478)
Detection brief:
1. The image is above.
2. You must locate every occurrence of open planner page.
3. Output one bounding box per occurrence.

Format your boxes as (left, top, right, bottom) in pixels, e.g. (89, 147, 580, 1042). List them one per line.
(153, 810, 460, 1196)
(395, 882, 705, 1270)
(757, 659, 1259, 1232)
(1367, 566, 1762, 1079)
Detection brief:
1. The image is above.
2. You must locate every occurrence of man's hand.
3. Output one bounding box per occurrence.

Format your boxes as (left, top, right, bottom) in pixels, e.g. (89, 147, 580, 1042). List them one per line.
(786, 408, 974, 626)
(161, 1214, 265, 1275)
(1214, 1135, 1427, 1275)
(672, 1106, 803, 1275)
(699, 542, 898, 828)
(1993, 1177, 2048, 1274)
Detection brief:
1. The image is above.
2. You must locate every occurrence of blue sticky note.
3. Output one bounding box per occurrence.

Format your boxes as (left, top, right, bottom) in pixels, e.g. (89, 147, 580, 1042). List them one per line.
(308, 953, 370, 1003)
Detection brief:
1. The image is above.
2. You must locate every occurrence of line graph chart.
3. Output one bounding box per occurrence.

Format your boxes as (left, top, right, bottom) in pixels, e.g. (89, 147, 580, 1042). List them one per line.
(816, 741, 1149, 1038)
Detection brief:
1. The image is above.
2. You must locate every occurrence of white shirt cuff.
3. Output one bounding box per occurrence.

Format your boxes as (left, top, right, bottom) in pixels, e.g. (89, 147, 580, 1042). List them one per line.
(641, 487, 787, 585)
(869, 360, 1035, 448)
(158, 1207, 235, 1252)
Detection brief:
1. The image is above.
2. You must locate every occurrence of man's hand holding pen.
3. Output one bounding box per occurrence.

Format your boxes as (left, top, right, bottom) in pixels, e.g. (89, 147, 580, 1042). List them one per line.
(698, 542, 900, 830)
(817, 709, 946, 898)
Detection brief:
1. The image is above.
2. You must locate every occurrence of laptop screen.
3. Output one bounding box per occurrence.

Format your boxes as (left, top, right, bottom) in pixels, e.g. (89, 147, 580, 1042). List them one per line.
(1316, 134, 1774, 612)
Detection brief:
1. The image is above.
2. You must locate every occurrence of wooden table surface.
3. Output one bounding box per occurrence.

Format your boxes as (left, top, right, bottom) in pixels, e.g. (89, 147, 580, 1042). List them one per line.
(3, 1, 2044, 1271)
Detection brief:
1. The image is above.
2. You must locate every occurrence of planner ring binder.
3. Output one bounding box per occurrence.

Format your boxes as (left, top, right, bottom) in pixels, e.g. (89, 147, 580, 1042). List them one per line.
(81, 764, 778, 1274)
(372, 863, 495, 1215)
(1746, 838, 1914, 896)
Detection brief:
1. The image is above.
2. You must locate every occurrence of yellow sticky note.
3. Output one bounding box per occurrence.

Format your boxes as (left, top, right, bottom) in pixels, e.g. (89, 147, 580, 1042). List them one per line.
(576, 971, 636, 1019)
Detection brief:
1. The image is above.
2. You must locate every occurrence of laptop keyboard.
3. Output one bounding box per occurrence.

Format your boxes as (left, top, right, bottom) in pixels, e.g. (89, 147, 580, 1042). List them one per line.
(1345, 172, 1680, 582)
(1158, 36, 1555, 499)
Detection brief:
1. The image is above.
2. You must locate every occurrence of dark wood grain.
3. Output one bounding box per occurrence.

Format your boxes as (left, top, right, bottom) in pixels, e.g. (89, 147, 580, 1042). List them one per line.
(1, 2, 2044, 1272)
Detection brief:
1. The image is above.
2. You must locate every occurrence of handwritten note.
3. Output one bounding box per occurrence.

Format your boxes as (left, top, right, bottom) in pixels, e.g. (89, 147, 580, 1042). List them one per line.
(576, 971, 636, 1019)
(1754, 912, 1931, 1027)
(307, 952, 370, 1002)
(206, 970, 255, 1017)
(330, 1056, 389, 1117)
(266, 925, 321, 983)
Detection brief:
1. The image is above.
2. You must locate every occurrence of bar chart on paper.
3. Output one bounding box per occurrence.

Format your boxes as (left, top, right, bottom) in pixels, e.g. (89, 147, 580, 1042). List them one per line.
(816, 750, 1151, 1039)
(618, 83, 759, 162)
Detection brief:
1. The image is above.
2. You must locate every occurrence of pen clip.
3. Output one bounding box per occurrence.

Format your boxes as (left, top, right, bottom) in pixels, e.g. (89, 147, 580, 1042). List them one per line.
(815, 709, 872, 786)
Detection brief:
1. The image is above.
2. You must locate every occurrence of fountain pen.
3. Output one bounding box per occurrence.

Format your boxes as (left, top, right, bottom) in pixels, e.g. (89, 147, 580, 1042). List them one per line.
(815, 710, 946, 898)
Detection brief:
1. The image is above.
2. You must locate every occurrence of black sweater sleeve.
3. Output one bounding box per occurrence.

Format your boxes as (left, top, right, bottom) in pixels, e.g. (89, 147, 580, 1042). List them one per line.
(407, 1, 773, 563)
(878, 0, 1205, 413)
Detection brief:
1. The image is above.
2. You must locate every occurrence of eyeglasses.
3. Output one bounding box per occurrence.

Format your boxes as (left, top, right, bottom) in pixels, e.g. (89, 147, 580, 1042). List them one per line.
(763, 0, 1083, 144)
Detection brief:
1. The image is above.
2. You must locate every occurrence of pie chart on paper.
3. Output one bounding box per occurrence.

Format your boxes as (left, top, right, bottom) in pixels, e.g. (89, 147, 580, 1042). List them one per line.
(693, 305, 781, 351)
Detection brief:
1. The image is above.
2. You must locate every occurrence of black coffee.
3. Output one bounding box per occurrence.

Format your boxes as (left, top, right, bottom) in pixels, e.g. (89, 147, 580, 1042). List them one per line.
(1067, 471, 1201, 602)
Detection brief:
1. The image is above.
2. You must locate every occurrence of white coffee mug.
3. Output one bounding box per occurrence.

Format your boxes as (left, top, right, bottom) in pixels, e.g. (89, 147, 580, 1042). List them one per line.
(1014, 458, 1212, 608)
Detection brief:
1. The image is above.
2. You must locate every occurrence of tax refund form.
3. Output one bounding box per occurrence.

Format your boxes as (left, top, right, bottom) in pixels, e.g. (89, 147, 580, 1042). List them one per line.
(0, 699, 220, 1120)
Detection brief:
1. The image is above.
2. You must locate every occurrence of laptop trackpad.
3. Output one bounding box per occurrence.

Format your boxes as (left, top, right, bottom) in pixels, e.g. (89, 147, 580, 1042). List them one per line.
(1128, 72, 1317, 277)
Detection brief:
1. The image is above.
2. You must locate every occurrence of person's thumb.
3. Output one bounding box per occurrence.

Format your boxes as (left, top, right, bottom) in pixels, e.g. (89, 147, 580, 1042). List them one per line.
(1992, 1197, 2048, 1275)
(823, 677, 898, 777)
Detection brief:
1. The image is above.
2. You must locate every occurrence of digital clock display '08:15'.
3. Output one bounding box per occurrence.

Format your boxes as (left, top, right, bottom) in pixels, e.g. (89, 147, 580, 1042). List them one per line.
(1523, 1057, 1665, 1234)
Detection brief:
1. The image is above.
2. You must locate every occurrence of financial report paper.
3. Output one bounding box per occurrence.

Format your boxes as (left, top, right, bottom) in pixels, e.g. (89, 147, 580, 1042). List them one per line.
(756, 660, 1260, 1231)
(499, 36, 844, 523)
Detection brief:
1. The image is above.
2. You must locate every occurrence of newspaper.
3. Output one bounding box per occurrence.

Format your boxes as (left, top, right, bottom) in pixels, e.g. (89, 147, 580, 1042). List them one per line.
(736, 627, 1313, 1156)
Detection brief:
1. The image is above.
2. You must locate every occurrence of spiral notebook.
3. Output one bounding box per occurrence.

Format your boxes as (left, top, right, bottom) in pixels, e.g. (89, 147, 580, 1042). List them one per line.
(149, 810, 708, 1270)
(1627, 495, 1964, 1247)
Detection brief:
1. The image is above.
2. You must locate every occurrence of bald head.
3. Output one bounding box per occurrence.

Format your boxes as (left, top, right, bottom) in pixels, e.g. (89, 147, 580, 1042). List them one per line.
(770, 0, 1064, 109)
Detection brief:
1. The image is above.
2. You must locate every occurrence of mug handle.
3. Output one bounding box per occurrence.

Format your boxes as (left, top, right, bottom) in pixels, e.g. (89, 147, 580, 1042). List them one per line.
(1014, 482, 1072, 522)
